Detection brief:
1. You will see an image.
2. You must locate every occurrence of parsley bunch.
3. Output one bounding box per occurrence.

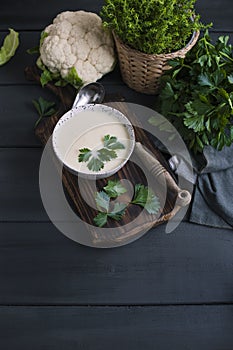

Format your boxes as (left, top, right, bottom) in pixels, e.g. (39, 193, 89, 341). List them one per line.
(157, 31, 233, 153)
(94, 180, 160, 227)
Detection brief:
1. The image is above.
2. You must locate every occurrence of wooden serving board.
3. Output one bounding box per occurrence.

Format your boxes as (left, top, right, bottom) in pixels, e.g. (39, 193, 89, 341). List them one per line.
(25, 66, 183, 246)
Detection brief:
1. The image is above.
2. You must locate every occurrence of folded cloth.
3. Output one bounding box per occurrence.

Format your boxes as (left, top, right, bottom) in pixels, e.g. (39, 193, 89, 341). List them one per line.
(169, 144, 233, 229)
(153, 134, 233, 229)
(188, 145, 233, 229)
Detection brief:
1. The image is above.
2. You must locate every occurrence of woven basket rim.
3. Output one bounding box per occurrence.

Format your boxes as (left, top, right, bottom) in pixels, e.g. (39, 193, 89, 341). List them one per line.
(112, 29, 200, 59)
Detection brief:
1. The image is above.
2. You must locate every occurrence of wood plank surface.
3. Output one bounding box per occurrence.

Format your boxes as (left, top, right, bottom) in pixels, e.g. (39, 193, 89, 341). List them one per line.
(0, 84, 155, 147)
(0, 305, 233, 350)
(0, 222, 233, 305)
(0, 0, 233, 348)
(0, 149, 48, 221)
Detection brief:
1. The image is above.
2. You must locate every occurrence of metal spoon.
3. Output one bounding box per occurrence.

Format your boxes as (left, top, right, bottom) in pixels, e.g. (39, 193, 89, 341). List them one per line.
(72, 82, 105, 108)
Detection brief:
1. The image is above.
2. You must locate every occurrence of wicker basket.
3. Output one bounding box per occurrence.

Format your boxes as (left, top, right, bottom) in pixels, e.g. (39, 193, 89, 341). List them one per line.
(113, 30, 200, 95)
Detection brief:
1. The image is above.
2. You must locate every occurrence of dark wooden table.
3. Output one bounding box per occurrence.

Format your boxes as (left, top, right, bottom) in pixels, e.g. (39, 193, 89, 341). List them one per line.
(0, 1, 233, 349)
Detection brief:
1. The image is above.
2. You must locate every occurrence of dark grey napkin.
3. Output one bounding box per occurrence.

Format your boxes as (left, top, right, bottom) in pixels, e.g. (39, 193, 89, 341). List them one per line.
(153, 133, 233, 229)
(188, 145, 233, 229)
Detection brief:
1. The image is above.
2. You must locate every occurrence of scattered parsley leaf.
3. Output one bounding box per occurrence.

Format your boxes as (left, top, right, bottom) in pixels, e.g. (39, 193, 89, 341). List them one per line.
(32, 97, 56, 128)
(93, 212, 108, 227)
(103, 179, 127, 198)
(131, 184, 160, 214)
(95, 191, 110, 212)
(108, 202, 127, 220)
(131, 184, 148, 206)
(144, 188, 161, 214)
(93, 189, 126, 227)
(93, 181, 161, 227)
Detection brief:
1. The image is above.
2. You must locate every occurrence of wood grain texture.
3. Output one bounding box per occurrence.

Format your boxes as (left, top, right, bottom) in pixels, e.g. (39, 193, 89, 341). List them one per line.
(0, 305, 233, 350)
(0, 222, 233, 305)
(0, 149, 48, 221)
(0, 0, 233, 348)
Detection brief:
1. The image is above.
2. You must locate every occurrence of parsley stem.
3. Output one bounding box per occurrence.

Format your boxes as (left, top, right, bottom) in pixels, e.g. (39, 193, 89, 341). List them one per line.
(219, 51, 233, 62)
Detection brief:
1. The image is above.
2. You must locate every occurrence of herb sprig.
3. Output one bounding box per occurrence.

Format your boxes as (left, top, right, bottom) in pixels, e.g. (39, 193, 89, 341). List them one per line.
(155, 30, 233, 153)
(78, 135, 125, 172)
(32, 97, 56, 128)
(93, 180, 160, 227)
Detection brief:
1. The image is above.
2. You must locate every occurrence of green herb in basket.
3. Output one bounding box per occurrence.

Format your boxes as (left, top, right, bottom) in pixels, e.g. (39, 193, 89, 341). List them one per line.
(101, 0, 206, 54)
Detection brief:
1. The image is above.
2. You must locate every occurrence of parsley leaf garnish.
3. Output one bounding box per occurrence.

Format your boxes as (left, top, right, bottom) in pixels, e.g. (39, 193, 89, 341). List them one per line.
(103, 179, 127, 198)
(103, 135, 125, 150)
(78, 135, 125, 172)
(78, 148, 92, 162)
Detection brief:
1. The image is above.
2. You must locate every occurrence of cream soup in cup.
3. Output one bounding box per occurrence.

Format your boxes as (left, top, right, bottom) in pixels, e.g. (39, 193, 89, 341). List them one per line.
(52, 104, 135, 179)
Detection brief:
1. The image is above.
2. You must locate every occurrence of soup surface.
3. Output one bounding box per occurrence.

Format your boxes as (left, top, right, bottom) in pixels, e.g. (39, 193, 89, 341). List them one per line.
(56, 108, 132, 174)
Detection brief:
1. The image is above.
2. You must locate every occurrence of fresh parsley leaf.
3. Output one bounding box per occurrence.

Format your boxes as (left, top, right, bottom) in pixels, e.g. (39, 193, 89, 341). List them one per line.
(228, 74, 233, 84)
(98, 148, 117, 161)
(93, 212, 108, 227)
(103, 180, 127, 198)
(103, 135, 125, 150)
(87, 156, 105, 172)
(95, 191, 110, 212)
(156, 30, 233, 152)
(78, 135, 124, 172)
(93, 180, 161, 227)
(144, 188, 161, 214)
(131, 184, 148, 206)
(108, 202, 127, 220)
(32, 97, 56, 128)
(131, 184, 160, 214)
(78, 148, 92, 163)
(93, 189, 126, 227)
(198, 73, 213, 87)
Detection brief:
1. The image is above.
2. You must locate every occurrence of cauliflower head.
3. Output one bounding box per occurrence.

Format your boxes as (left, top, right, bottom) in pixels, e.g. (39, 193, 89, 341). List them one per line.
(39, 11, 116, 85)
